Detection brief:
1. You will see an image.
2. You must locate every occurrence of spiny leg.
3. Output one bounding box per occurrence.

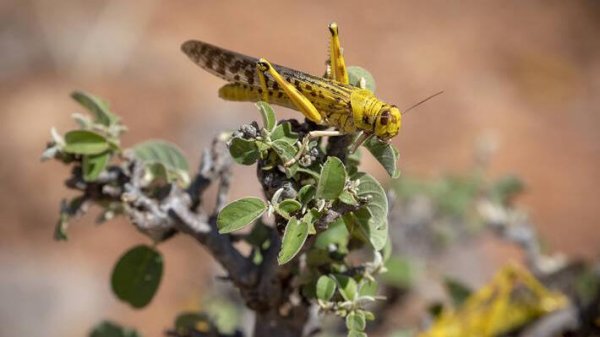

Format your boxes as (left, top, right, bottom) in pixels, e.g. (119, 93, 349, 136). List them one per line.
(257, 58, 323, 124)
(328, 22, 349, 84)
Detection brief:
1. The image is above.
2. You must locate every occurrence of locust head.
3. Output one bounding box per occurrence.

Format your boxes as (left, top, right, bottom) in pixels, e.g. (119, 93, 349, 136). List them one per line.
(374, 105, 401, 141)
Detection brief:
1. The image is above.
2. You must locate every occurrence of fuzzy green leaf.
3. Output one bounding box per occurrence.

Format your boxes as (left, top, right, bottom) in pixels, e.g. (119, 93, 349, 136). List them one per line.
(348, 66, 376, 92)
(256, 101, 276, 132)
(278, 217, 309, 265)
(346, 312, 367, 331)
(364, 137, 400, 178)
(297, 185, 316, 204)
(63, 130, 110, 155)
(71, 91, 119, 127)
(335, 274, 358, 301)
(276, 199, 302, 218)
(217, 197, 267, 233)
(353, 172, 389, 250)
(132, 140, 190, 185)
(316, 275, 337, 301)
(82, 152, 110, 182)
(270, 121, 298, 145)
(272, 139, 297, 163)
(229, 137, 260, 165)
(111, 245, 163, 309)
(316, 157, 347, 200)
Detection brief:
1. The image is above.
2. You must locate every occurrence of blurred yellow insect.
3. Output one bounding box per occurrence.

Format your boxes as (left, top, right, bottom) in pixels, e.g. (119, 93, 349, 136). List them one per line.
(181, 23, 401, 146)
(419, 264, 568, 337)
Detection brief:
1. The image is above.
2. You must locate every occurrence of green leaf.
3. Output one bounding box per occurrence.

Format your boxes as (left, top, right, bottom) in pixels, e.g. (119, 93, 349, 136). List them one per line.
(347, 331, 367, 337)
(278, 217, 309, 264)
(316, 275, 337, 301)
(316, 157, 347, 200)
(314, 218, 349, 252)
(276, 199, 302, 218)
(217, 197, 267, 233)
(364, 137, 400, 178)
(229, 137, 260, 165)
(444, 277, 472, 307)
(346, 311, 366, 331)
(71, 91, 119, 127)
(353, 172, 389, 250)
(272, 139, 297, 163)
(271, 121, 298, 144)
(256, 101, 276, 132)
(347, 66, 376, 92)
(335, 275, 358, 301)
(63, 130, 110, 155)
(297, 185, 316, 204)
(90, 320, 142, 337)
(82, 152, 110, 181)
(338, 190, 359, 206)
(382, 257, 413, 289)
(111, 245, 163, 309)
(132, 140, 190, 185)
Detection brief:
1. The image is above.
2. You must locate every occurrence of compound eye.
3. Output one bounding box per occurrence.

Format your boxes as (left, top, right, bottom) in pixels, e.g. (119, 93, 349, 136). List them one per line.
(380, 110, 390, 125)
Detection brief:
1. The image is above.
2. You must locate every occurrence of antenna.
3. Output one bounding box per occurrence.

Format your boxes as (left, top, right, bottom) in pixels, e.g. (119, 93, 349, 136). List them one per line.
(402, 91, 444, 114)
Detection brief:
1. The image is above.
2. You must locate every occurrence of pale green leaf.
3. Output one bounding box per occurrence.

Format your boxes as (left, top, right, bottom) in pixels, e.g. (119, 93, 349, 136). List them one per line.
(71, 91, 119, 127)
(217, 197, 267, 233)
(347, 66, 376, 92)
(63, 130, 110, 155)
(316, 157, 346, 200)
(82, 152, 110, 181)
(364, 137, 400, 178)
(316, 275, 337, 301)
(256, 101, 276, 132)
(278, 217, 309, 264)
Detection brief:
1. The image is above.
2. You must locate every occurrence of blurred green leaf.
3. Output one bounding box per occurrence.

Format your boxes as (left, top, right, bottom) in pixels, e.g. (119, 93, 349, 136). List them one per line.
(297, 185, 316, 205)
(348, 66, 376, 92)
(278, 217, 309, 265)
(335, 274, 357, 301)
(229, 137, 260, 165)
(364, 137, 400, 178)
(63, 130, 110, 155)
(316, 275, 337, 301)
(491, 174, 524, 203)
(382, 257, 413, 289)
(256, 101, 276, 132)
(347, 331, 367, 337)
(276, 199, 302, 218)
(272, 139, 297, 163)
(89, 321, 142, 337)
(82, 152, 110, 182)
(316, 157, 346, 200)
(314, 218, 349, 252)
(217, 197, 267, 233)
(71, 91, 119, 127)
(444, 277, 473, 307)
(346, 311, 366, 331)
(174, 312, 210, 333)
(132, 140, 190, 185)
(111, 245, 163, 309)
(338, 190, 359, 206)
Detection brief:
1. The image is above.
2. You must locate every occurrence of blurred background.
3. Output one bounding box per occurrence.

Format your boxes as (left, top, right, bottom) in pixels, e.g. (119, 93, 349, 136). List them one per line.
(1, 1, 599, 336)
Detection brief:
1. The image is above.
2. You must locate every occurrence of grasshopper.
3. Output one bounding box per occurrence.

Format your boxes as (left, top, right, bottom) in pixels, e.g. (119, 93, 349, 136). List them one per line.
(181, 23, 401, 150)
(419, 264, 568, 337)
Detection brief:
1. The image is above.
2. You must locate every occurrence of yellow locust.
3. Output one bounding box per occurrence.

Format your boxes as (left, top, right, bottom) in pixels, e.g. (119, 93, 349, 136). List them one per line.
(419, 264, 568, 337)
(181, 23, 401, 145)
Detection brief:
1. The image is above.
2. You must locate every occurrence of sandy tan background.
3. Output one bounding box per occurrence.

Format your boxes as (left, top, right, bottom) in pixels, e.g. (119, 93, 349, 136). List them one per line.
(1, 1, 599, 336)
